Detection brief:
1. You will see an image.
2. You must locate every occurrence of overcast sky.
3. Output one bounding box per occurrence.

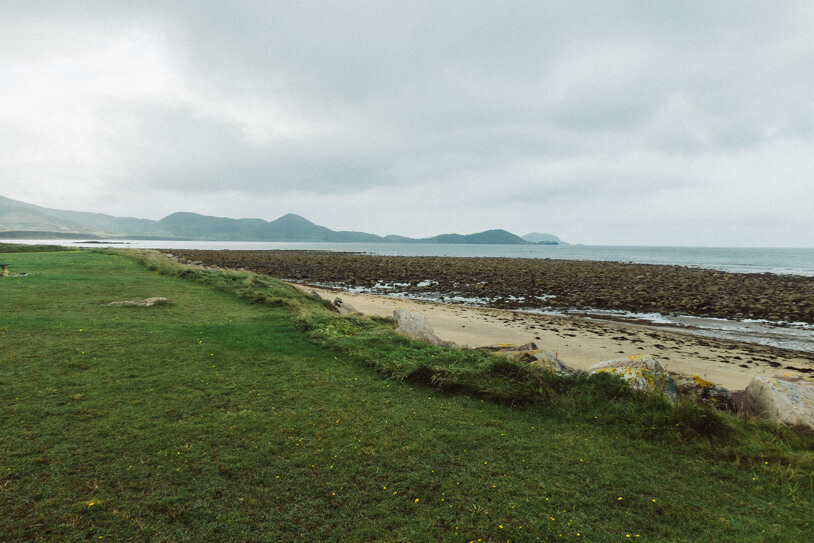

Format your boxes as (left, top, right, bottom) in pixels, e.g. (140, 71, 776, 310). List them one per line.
(2, 1, 813, 246)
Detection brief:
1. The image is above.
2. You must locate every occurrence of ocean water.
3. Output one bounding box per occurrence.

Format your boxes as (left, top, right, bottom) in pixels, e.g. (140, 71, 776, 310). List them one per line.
(6, 239, 814, 277)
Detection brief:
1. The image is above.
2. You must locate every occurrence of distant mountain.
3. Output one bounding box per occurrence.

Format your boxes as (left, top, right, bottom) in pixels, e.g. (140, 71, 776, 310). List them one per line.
(0, 195, 563, 245)
(156, 212, 385, 242)
(425, 230, 528, 244)
(0, 195, 168, 238)
(522, 232, 567, 245)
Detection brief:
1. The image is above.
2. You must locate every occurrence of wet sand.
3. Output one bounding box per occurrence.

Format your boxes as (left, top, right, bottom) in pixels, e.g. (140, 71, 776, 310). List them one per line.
(302, 285, 813, 390)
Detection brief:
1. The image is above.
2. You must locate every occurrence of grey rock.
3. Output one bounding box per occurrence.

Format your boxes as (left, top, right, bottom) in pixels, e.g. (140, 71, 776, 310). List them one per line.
(588, 355, 678, 401)
(588, 355, 665, 374)
(332, 297, 360, 315)
(480, 342, 539, 352)
(481, 344, 576, 376)
(393, 309, 452, 346)
(671, 372, 735, 411)
(745, 376, 814, 430)
(528, 351, 577, 376)
(107, 297, 173, 307)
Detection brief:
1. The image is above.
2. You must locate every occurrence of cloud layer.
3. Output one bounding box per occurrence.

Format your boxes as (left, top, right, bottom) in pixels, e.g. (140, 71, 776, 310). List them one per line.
(2, 1, 813, 245)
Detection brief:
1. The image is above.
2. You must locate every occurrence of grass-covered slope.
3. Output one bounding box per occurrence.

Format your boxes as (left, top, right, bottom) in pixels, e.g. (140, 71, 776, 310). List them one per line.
(0, 242, 76, 253)
(1, 250, 812, 541)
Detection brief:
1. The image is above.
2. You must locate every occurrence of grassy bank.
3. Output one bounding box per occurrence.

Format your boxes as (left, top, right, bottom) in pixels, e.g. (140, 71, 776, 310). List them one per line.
(0, 242, 75, 254)
(1, 249, 812, 541)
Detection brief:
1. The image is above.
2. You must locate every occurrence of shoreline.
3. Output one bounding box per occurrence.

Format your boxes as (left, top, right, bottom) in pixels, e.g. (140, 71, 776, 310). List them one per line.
(332, 286, 814, 354)
(169, 250, 814, 325)
(163, 249, 814, 390)
(299, 284, 814, 391)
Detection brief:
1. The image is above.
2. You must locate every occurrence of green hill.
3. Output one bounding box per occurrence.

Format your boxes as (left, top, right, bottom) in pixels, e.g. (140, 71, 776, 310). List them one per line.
(0, 194, 557, 244)
(427, 229, 528, 244)
(0, 195, 164, 237)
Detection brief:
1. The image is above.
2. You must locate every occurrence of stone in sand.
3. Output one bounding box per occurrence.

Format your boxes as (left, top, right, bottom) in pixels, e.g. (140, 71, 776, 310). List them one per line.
(393, 309, 452, 347)
(745, 376, 814, 431)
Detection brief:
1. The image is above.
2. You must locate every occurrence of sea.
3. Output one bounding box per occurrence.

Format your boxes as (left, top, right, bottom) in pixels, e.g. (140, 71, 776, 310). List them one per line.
(6, 239, 814, 353)
(8, 239, 814, 276)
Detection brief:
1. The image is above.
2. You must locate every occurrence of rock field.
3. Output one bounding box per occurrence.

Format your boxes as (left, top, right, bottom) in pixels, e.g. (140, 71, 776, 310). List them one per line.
(168, 250, 814, 324)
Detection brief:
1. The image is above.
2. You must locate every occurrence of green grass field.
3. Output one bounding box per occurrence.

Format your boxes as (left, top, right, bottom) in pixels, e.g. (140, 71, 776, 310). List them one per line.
(1, 248, 812, 542)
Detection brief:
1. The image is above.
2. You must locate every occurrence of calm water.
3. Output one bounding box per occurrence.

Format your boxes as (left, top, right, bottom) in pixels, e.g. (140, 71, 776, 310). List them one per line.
(8, 239, 814, 277)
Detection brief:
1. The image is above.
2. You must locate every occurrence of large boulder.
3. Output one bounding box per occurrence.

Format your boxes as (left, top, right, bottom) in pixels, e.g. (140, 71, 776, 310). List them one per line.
(671, 372, 735, 411)
(528, 351, 578, 377)
(481, 344, 576, 376)
(745, 376, 814, 431)
(393, 309, 452, 347)
(588, 355, 677, 401)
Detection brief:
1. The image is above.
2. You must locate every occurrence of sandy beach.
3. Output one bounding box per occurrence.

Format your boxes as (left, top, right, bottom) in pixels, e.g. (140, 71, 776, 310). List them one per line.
(302, 284, 813, 391)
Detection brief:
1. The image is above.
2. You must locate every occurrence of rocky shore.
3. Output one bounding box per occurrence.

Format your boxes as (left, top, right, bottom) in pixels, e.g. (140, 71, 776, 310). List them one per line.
(169, 250, 814, 324)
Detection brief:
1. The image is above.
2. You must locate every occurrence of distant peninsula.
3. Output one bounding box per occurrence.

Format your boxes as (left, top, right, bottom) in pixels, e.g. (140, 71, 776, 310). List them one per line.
(0, 195, 566, 245)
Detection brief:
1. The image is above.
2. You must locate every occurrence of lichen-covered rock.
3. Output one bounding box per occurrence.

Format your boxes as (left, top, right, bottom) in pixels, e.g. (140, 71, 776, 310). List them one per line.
(480, 343, 538, 362)
(481, 344, 576, 376)
(745, 376, 814, 430)
(588, 355, 677, 401)
(588, 354, 665, 374)
(671, 372, 735, 411)
(393, 309, 452, 347)
(528, 351, 577, 377)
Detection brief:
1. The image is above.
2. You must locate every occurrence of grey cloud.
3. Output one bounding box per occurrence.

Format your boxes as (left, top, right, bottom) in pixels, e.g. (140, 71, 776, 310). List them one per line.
(3, 1, 813, 245)
(111, 103, 388, 194)
(95, 3, 814, 153)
